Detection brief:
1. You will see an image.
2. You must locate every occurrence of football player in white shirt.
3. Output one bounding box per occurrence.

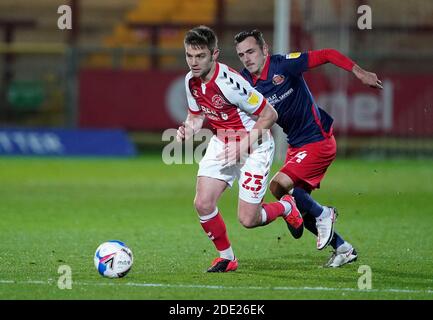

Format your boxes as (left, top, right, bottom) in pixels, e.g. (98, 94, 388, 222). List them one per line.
(176, 26, 303, 272)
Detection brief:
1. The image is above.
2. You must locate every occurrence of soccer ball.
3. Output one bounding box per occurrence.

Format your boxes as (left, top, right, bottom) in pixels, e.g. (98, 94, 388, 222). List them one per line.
(94, 240, 133, 278)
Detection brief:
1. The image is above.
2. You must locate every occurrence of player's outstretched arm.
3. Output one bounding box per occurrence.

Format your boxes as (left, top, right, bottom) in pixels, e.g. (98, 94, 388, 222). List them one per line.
(176, 112, 205, 142)
(352, 64, 383, 89)
(307, 49, 383, 89)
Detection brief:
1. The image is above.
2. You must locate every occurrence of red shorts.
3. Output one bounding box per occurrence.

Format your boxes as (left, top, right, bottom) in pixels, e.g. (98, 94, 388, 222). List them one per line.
(280, 135, 337, 191)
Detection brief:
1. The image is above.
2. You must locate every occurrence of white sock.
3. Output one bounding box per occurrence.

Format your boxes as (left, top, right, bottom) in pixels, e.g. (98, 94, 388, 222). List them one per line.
(219, 247, 235, 261)
(260, 208, 267, 224)
(199, 207, 219, 222)
(337, 241, 352, 253)
(318, 206, 330, 219)
(279, 199, 292, 216)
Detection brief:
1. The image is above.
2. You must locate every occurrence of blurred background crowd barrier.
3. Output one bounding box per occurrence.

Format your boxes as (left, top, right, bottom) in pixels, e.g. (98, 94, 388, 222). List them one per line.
(0, 0, 432, 157)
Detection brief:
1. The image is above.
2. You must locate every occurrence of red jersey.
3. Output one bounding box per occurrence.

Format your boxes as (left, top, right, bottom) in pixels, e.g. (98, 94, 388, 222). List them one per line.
(185, 62, 267, 133)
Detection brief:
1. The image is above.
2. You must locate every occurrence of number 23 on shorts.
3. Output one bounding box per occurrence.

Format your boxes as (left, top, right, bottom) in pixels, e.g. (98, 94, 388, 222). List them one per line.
(241, 171, 264, 192)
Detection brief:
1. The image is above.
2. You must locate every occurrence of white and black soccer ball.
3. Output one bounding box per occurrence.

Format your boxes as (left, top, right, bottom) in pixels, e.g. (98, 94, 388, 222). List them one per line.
(94, 240, 133, 278)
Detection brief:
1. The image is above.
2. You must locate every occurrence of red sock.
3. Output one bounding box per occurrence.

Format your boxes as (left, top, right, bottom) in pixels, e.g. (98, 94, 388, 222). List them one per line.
(261, 202, 285, 225)
(200, 212, 231, 251)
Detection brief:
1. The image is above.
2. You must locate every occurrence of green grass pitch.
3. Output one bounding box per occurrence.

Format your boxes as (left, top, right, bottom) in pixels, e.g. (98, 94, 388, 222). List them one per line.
(0, 155, 432, 300)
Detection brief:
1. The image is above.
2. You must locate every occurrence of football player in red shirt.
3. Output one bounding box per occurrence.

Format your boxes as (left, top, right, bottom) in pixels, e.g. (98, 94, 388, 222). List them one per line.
(177, 26, 303, 272)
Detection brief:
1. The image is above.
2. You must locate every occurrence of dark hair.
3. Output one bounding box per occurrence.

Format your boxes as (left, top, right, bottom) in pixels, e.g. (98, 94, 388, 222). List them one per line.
(234, 29, 266, 50)
(184, 25, 218, 53)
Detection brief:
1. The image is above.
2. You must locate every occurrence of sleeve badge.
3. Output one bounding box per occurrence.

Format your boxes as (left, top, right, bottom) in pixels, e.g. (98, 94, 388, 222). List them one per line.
(286, 52, 301, 59)
(247, 91, 260, 106)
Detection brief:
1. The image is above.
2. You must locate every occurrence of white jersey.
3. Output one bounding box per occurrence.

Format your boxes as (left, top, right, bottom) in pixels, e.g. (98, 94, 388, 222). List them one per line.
(185, 64, 274, 203)
(185, 62, 267, 133)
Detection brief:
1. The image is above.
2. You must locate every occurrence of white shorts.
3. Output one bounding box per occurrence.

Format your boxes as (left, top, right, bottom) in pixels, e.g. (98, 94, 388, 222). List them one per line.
(197, 134, 275, 204)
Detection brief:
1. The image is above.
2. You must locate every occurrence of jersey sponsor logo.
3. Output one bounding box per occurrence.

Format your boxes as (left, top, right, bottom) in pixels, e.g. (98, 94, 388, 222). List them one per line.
(207, 114, 220, 121)
(212, 94, 227, 109)
(286, 52, 301, 59)
(247, 91, 260, 106)
(267, 88, 294, 105)
(272, 74, 285, 86)
(200, 105, 220, 121)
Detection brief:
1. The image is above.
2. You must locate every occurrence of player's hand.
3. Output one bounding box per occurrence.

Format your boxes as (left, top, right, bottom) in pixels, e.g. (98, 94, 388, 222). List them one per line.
(217, 139, 249, 167)
(219, 141, 240, 167)
(352, 65, 383, 89)
(176, 122, 193, 142)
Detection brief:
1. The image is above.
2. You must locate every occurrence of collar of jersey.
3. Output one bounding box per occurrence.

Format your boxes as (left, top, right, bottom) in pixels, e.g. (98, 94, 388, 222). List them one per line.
(251, 56, 270, 86)
(200, 62, 220, 86)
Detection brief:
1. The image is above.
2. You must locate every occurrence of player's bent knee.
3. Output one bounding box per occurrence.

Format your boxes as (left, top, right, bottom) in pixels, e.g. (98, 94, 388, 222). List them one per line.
(238, 216, 257, 229)
(194, 197, 216, 216)
(237, 200, 262, 228)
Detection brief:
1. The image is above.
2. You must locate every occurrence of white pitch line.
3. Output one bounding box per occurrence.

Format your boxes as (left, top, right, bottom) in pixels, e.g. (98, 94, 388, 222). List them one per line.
(0, 279, 432, 295)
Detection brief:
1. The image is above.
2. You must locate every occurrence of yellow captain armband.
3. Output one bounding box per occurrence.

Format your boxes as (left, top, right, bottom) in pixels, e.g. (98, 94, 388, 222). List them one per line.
(286, 52, 301, 59)
(247, 92, 260, 106)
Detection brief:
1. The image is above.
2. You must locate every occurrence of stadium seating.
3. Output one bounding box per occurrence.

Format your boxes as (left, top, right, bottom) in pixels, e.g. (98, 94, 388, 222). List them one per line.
(1, 0, 432, 71)
(94, 0, 219, 69)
